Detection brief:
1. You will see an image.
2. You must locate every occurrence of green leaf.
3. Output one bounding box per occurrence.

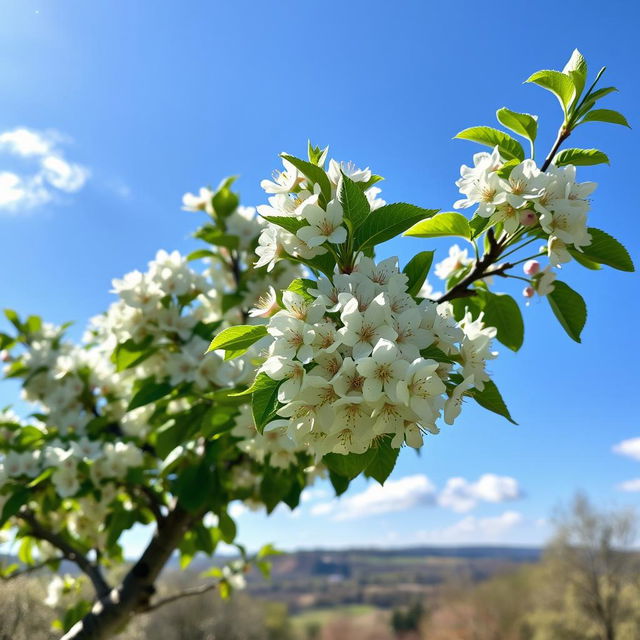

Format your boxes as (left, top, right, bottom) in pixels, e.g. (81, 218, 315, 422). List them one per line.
(155, 421, 185, 460)
(286, 278, 316, 302)
(579, 228, 634, 272)
(111, 336, 155, 372)
(280, 153, 332, 202)
(569, 250, 602, 270)
(323, 448, 377, 480)
(404, 212, 471, 240)
(128, 379, 172, 411)
(175, 461, 213, 512)
(547, 280, 587, 343)
(339, 172, 370, 231)
(187, 249, 216, 262)
(562, 49, 588, 101)
(211, 178, 239, 218)
(496, 108, 538, 143)
(471, 380, 517, 425)
(0, 486, 29, 526)
(525, 70, 576, 115)
(261, 215, 307, 235)
(480, 292, 524, 352)
(4, 309, 22, 332)
(260, 469, 293, 513)
(579, 108, 630, 128)
(307, 141, 328, 166)
(403, 251, 435, 297)
(328, 470, 350, 496)
(364, 437, 399, 485)
(355, 203, 438, 250)
(469, 215, 492, 238)
(194, 226, 240, 249)
(454, 126, 525, 162)
(554, 148, 609, 167)
(218, 511, 237, 544)
(207, 325, 268, 355)
(251, 373, 283, 433)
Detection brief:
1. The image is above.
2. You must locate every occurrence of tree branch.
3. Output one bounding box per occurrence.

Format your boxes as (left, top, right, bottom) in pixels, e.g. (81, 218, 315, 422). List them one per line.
(1, 556, 64, 581)
(140, 582, 218, 614)
(19, 511, 111, 599)
(59, 504, 197, 640)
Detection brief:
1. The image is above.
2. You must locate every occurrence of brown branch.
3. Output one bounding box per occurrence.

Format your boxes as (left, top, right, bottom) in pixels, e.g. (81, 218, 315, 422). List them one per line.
(59, 504, 197, 640)
(140, 582, 218, 614)
(540, 125, 571, 172)
(20, 512, 111, 599)
(1, 556, 64, 581)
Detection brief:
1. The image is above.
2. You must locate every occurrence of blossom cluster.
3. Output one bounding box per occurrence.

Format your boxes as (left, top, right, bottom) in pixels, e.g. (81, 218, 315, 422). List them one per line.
(454, 147, 595, 269)
(255, 157, 385, 272)
(257, 255, 497, 458)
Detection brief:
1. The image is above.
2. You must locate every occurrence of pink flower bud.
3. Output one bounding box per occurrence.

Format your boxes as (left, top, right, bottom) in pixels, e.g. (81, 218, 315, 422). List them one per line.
(523, 260, 540, 276)
(0, 350, 10, 362)
(522, 286, 535, 298)
(519, 209, 537, 227)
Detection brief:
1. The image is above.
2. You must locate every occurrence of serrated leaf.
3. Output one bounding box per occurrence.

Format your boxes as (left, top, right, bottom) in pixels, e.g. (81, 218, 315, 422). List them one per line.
(207, 325, 268, 354)
(579, 228, 634, 272)
(339, 172, 370, 231)
(480, 291, 524, 352)
(580, 108, 630, 128)
(404, 212, 471, 240)
(403, 251, 435, 297)
(496, 108, 538, 143)
(354, 203, 438, 250)
(554, 148, 609, 167)
(471, 379, 517, 425)
(525, 70, 576, 114)
(455, 126, 525, 162)
(280, 153, 332, 202)
(261, 215, 306, 235)
(547, 280, 587, 343)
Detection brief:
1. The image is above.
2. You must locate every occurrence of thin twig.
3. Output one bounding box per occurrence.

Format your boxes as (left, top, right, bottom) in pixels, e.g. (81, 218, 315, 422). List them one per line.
(1, 556, 64, 581)
(140, 582, 219, 614)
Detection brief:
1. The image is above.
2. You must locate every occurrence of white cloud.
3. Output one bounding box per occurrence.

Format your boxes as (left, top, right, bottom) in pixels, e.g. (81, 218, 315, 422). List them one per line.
(415, 511, 525, 544)
(301, 487, 331, 503)
(613, 438, 640, 462)
(438, 474, 522, 513)
(0, 127, 89, 212)
(617, 478, 640, 493)
(311, 474, 436, 521)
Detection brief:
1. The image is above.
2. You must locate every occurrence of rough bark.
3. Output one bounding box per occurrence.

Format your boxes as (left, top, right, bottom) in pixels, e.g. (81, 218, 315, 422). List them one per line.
(60, 505, 194, 640)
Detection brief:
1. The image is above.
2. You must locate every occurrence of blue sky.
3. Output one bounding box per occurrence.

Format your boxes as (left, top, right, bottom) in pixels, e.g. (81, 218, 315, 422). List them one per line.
(1, 0, 639, 553)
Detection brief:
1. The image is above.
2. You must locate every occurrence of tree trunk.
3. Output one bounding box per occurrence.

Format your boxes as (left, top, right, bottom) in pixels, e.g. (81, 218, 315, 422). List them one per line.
(60, 506, 193, 640)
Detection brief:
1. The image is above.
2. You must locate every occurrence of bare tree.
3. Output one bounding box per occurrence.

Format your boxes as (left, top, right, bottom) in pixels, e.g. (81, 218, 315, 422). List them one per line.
(547, 493, 639, 640)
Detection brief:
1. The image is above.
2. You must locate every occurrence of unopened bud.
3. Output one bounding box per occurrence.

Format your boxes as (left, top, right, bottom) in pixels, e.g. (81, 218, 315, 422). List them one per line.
(522, 286, 535, 298)
(523, 260, 540, 276)
(0, 350, 10, 362)
(519, 209, 537, 227)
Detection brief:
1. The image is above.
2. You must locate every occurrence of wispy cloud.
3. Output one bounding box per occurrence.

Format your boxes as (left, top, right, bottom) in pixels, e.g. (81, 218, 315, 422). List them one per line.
(0, 127, 89, 212)
(310, 473, 523, 522)
(438, 474, 522, 513)
(310, 474, 437, 521)
(414, 511, 525, 544)
(613, 437, 640, 462)
(617, 478, 640, 493)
